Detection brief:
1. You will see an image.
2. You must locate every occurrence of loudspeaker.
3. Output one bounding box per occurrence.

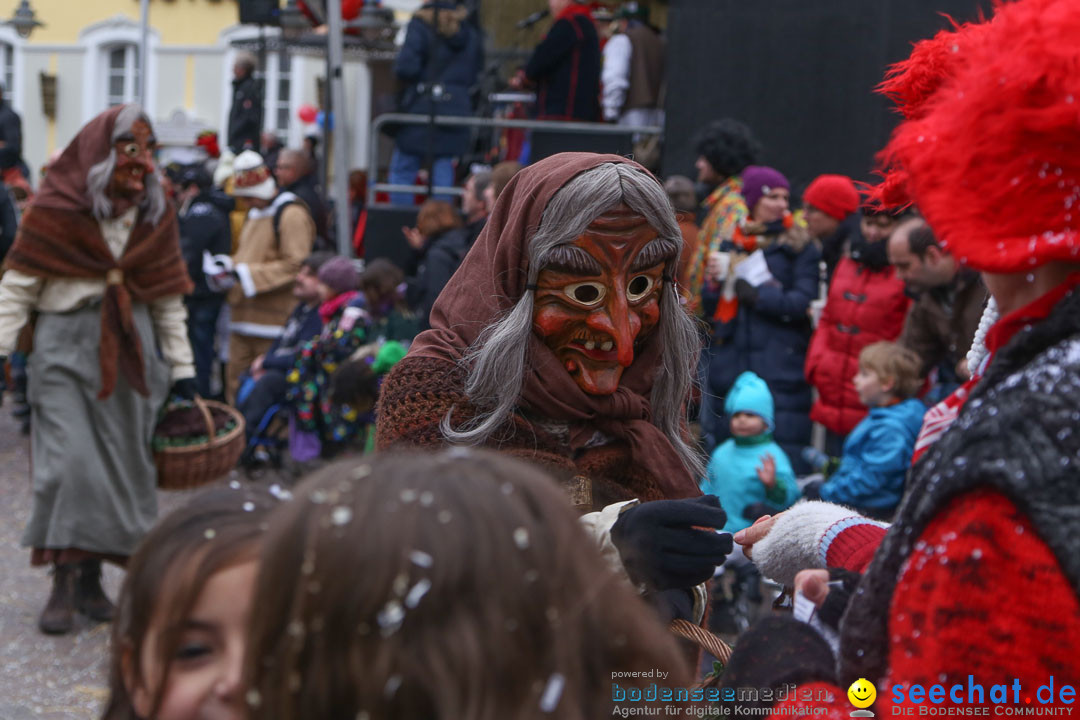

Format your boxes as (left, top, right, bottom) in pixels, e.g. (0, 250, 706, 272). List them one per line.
(238, 0, 280, 26)
(363, 206, 421, 271)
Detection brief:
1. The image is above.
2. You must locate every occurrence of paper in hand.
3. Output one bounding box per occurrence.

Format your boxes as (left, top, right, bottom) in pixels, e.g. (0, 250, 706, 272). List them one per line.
(733, 249, 775, 287)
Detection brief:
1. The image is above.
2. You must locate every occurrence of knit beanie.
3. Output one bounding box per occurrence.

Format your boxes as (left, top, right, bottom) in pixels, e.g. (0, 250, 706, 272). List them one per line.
(724, 371, 775, 431)
(317, 256, 359, 295)
(803, 174, 860, 221)
(740, 166, 790, 215)
(231, 149, 276, 200)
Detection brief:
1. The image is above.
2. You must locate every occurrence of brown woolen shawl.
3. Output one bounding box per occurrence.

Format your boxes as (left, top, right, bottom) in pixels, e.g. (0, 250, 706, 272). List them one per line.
(409, 152, 701, 498)
(3, 105, 193, 399)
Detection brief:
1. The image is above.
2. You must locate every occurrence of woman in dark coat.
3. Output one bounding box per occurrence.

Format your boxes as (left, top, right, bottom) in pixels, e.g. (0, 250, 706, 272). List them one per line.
(703, 166, 820, 472)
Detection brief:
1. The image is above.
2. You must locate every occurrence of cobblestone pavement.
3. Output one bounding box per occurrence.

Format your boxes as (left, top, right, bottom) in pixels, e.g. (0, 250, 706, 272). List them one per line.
(0, 404, 299, 719)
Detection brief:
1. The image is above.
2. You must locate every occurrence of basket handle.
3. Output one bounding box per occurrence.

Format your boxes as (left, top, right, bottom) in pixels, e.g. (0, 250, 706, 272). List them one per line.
(193, 395, 222, 449)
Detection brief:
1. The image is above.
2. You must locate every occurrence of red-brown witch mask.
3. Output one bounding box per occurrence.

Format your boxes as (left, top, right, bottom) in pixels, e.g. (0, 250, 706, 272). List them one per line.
(532, 207, 674, 395)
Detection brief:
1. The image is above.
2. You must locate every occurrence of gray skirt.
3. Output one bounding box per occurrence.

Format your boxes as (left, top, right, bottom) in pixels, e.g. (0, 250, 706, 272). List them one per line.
(21, 302, 170, 557)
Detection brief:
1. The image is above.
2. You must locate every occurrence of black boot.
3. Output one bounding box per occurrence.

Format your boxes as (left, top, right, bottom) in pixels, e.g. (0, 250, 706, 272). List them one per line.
(38, 564, 77, 635)
(75, 559, 116, 622)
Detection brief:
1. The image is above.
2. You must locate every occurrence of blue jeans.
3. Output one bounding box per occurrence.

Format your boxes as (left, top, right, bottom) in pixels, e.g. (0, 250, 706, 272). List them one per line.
(185, 296, 224, 398)
(388, 149, 455, 206)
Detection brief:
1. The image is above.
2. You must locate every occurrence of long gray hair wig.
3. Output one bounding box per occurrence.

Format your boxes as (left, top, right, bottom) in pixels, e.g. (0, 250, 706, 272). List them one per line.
(441, 162, 705, 479)
(86, 104, 167, 225)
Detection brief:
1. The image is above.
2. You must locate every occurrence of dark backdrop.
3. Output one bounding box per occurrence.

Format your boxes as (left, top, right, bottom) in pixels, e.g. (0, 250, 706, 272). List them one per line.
(661, 0, 992, 195)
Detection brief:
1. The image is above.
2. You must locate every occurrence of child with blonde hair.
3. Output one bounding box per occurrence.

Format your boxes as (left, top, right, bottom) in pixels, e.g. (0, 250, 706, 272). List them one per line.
(803, 341, 927, 519)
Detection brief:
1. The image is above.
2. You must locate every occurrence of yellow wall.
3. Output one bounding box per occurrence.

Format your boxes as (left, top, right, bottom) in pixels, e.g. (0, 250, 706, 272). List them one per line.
(19, 0, 239, 46)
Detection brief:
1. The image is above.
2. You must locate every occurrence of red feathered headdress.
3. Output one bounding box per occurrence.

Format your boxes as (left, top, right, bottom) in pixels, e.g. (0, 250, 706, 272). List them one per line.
(866, 14, 992, 209)
(872, 0, 1080, 273)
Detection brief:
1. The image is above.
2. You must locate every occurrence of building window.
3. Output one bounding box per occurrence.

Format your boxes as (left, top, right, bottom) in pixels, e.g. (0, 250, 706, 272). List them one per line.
(252, 50, 292, 135)
(275, 51, 292, 132)
(107, 45, 139, 107)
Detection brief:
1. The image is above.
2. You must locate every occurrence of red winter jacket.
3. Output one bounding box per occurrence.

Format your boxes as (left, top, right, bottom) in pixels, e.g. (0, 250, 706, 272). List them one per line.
(805, 257, 910, 435)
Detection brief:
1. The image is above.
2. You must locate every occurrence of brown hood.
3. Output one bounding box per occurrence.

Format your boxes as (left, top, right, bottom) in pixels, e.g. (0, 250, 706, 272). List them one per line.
(408, 152, 701, 499)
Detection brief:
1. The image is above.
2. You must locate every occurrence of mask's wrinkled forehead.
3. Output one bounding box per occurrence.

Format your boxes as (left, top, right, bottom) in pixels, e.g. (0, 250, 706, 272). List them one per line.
(541, 206, 678, 277)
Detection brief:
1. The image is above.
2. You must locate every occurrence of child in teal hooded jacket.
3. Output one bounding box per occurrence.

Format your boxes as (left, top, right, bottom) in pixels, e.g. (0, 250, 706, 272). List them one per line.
(701, 371, 801, 533)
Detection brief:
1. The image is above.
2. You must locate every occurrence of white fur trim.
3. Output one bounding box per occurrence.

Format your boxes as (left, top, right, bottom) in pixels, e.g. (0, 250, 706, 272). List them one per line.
(751, 501, 872, 585)
(235, 263, 257, 298)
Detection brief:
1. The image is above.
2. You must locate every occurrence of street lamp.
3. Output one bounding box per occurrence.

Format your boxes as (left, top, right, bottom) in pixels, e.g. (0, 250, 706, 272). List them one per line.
(4, 0, 43, 39)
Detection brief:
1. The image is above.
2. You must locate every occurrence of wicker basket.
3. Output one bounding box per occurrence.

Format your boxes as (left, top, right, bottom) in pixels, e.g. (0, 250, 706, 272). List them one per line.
(154, 397, 246, 491)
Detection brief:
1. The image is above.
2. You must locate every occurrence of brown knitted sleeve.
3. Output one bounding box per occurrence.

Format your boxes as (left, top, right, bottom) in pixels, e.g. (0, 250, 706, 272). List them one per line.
(375, 355, 471, 451)
(375, 355, 579, 479)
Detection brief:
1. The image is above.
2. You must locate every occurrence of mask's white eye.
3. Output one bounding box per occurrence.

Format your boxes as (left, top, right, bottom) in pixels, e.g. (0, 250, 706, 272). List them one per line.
(626, 274, 655, 301)
(564, 281, 606, 306)
(123, 143, 140, 157)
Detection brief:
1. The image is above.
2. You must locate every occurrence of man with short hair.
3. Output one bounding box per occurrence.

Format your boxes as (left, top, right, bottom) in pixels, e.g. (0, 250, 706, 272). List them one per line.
(274, 148, 330, 250)
(227, 52, 262, 153)
(209, 150, 315, 401)
(888, 219, 986, 387)
(461, 170, 490, 235)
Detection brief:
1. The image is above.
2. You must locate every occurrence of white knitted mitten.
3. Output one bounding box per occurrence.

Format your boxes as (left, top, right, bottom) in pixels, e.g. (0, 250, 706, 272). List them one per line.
(751, 501, 887, 585)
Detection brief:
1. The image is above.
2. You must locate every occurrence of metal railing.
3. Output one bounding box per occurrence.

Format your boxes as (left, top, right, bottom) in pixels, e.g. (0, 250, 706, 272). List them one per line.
(366, 113, 663, 207)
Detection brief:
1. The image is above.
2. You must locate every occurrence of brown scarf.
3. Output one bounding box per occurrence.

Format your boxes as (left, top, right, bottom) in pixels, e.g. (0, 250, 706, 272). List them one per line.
(3, 105, 193, 399)
(409, 152, 700, 498)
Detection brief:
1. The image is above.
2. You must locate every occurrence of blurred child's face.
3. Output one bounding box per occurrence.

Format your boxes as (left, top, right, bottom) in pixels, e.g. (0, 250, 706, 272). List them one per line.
(854, 366, 893, 408)
(730, 411, 767, 437)
(130, 560, 257, 720)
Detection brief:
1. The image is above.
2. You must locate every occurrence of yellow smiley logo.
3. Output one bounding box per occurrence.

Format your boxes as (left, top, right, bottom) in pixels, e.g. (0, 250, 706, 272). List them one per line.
(847, 678, 877, 709)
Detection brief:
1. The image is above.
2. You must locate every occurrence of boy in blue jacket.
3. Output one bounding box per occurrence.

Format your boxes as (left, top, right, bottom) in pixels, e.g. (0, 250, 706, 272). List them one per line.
(803, 341, 927, 520)
(701, 371, 801, 533)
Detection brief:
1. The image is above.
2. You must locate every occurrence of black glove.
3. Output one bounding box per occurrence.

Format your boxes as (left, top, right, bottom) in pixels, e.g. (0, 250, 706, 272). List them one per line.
(170, 378, 198, 401)
(721, 616, 837, 708)
(734, 278, 759, 307)
(610, 495, 733, 591)
(817, 567, 862, 631)
(0, 355, 6, 407)
(801, 479, 823, 500)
